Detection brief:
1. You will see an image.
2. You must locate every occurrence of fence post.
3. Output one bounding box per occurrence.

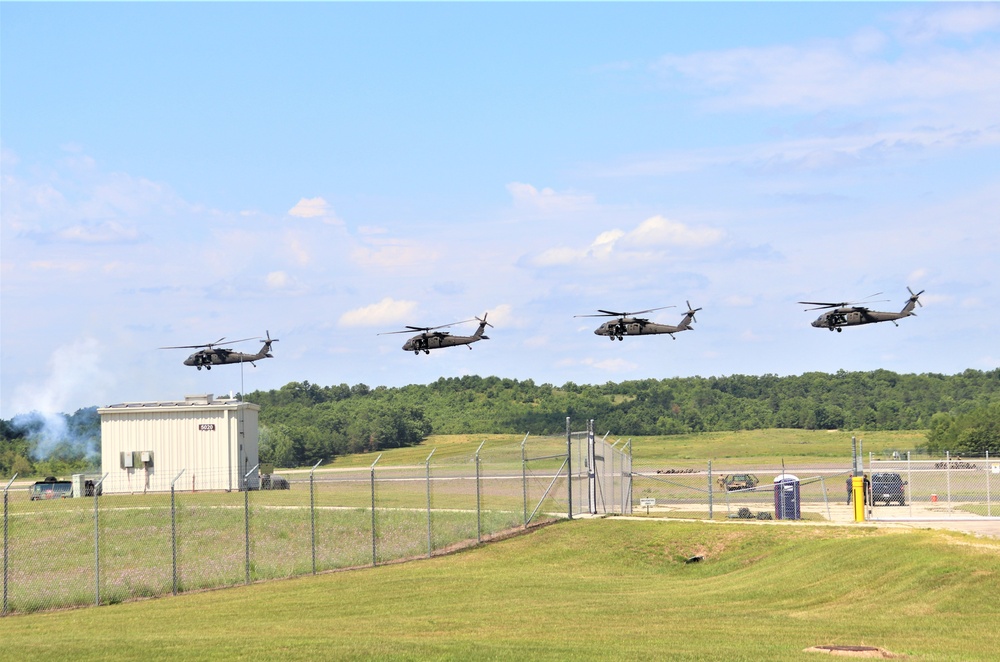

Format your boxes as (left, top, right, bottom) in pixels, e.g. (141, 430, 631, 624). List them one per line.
(566, 417, 573, 520)
(370, 454, 381, 566)
(243, 464, 259, 585)
(987, 450, 992, 518)
(521, 434, 528, 527)
(2, 474, 15, 616)
(907, 452, 913, 518)
(626, 439, 633, 514)
(587, 420, 596, 515)
(170, 469, 185, 595)
(92, 473, 107, 607)
(310, 459, 322, 574)
(707, 461, 713, 521)
(946, 450, 952, 511)
(820, 476, 830, 521)
(425, 448, 436, 558)
(475, 440, 486, 543)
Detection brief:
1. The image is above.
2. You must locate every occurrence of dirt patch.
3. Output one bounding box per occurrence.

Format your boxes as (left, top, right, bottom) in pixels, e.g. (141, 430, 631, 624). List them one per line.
(804, 645, 904, 658)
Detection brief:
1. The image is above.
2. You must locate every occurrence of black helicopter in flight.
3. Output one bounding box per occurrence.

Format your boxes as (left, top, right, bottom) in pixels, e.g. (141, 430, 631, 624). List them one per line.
(576, 302, 701, 341)
(380, 314, 492, 355)
(799, 288, 924, 332)
(161, 332, 278, 369)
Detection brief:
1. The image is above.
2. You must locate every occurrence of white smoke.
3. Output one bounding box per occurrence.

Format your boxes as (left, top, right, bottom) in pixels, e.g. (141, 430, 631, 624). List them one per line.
(10, 337, 113, 460)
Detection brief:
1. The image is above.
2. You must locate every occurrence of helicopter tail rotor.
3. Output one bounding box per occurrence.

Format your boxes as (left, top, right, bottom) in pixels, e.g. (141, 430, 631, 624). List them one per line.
(685, 301, 702, 324)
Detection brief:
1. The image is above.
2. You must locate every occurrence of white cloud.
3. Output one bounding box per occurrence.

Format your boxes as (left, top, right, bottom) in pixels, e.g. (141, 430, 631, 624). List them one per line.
(265, 271, 293, 290)
(54, 220, 141, 244)
(339, 297, 419, 327)
(482, 303, 514, 328)
(283, 232, 312, 266)
(523, 335, 548, 348)
(620, 215, 725, 249)
(506, 182, 596, 213)
(528, 216, 723, 267)
(652, 17, 1000, 114)
(287, 197, 341, 224)
(351, 242, 438, 269)
(892, 5, 1000, 43)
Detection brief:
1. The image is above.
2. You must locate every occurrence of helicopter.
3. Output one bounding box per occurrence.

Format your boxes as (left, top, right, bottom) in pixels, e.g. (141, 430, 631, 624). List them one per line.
(799, 287, 924, 332)
(161, 331, 279, 369)
(380, 314, 492, 355)
(575, 302, 702, 341)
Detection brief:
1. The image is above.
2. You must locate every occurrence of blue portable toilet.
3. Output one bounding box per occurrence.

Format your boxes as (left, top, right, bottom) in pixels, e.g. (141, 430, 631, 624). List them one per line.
(773, 475, 800, 520)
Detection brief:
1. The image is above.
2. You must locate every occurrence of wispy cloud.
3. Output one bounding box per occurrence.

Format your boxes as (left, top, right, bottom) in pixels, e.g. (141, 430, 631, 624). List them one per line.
(653, 24, 1000, 115)
(351, 241, 438, 269)
(339, 297, 419, 327)
(890, 4, 1000, 43)
(506, 182, 596, 214)
(51, 220, 142, 244)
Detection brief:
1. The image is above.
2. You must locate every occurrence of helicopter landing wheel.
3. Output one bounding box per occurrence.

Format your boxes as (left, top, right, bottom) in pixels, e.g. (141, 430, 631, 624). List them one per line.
(424, 349, 430, 355)
(836, 328, 842, 333)
(414, 350, 420, 355)
(617, 336, 624, 341)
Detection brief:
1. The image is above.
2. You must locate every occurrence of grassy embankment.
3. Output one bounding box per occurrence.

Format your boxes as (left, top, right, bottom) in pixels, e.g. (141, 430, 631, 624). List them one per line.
(2, 518, 997, 661)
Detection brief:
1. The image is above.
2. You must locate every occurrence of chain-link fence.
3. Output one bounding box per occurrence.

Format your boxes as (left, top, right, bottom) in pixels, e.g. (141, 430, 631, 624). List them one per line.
(1, 426, 631, 616)
(632, 462, 849, 522)
(868, 451, 998, 521)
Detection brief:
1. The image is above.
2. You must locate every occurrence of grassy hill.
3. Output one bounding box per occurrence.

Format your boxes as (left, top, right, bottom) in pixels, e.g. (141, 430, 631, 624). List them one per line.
(2, 518, 997, 660)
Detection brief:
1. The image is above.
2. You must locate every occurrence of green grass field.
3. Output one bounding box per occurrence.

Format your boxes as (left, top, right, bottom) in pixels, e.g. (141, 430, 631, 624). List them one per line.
(315, 428, 927, 470)
(6, 429, 992, 659)
(3, 518, 998, 661)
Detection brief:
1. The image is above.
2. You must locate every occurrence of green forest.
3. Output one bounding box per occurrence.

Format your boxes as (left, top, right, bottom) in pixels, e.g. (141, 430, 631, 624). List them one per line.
(3, 369, 999, 476)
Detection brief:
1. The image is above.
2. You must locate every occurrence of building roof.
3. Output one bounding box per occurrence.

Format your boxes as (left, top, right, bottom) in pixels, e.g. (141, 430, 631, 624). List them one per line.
(99, 394, 260, 412)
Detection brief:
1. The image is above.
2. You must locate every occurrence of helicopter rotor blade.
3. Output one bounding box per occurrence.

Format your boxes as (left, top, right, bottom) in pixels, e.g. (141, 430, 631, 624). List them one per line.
(797, 301, 848, 311)
(576, 305, 675, 319)
(379, 319, 475, 336)
(160, 336, 229, 350)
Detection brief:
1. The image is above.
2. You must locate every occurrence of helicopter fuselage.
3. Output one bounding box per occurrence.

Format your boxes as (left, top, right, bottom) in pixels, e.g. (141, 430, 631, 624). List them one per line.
(594, 318, 692, 341)
(811, 308, 913, 332)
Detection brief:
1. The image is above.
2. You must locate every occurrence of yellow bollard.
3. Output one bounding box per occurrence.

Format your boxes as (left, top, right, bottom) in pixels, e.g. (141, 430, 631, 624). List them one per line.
(852, 476, 865, 522)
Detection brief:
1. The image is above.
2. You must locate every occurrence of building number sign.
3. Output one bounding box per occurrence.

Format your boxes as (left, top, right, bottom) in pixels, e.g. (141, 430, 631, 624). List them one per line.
(199, 424, 216, 431)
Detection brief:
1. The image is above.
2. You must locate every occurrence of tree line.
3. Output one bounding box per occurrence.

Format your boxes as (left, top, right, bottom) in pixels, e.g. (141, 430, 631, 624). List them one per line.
(244, 369, 1000, 467)
(3, 369, 999, 476)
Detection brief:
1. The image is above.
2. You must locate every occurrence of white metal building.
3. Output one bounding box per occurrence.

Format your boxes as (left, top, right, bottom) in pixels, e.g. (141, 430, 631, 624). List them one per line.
(98, 394, 260, 494)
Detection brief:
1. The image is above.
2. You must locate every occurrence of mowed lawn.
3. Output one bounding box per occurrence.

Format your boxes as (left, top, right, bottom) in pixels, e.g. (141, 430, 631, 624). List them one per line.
(4, 518, 998, 661)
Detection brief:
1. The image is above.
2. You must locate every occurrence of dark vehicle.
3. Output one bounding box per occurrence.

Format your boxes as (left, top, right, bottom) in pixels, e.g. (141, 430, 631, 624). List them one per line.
(30, 477, 73, 500)
(718, 473, 760, 491)
(870, 472, 907, 506)
(260, 474, 290, 490)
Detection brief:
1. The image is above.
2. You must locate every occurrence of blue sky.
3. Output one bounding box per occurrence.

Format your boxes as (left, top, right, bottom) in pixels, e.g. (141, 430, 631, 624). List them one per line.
(2, 3, 999, 419)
